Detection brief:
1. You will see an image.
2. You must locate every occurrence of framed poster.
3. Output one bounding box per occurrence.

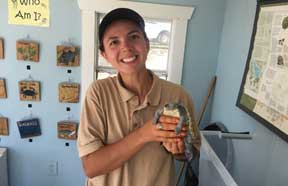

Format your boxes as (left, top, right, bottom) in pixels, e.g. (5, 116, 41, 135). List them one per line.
(237, 0, 288, 142)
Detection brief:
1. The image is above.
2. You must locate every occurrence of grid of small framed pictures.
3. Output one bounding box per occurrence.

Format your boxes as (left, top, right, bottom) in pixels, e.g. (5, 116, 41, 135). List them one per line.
(0, 38, 80, 139)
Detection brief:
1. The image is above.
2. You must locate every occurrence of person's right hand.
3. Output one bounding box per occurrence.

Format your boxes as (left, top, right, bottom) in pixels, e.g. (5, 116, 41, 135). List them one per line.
(137, 116, 187, 144)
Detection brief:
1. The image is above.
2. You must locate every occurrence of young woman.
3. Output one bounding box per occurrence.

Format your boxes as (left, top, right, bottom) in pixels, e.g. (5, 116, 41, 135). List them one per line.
(77, 8, 201, 186)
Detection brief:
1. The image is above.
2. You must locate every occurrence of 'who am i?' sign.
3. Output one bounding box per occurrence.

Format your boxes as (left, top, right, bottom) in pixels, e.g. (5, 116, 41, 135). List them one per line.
(8, 0, 50, 27)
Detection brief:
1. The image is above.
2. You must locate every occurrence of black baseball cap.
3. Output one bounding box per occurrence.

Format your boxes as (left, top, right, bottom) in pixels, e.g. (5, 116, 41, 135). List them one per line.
(98, 8, 147, 51)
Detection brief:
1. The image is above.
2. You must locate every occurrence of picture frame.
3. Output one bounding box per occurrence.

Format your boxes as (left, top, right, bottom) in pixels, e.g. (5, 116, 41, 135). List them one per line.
(0, 38, 4, 59)
(56, 45, 80, 66)
(0, 117, 9, 136)
(58, 82, 80, 103)
(57, 121, 78, 140)
(237, 0, 288, 142)
(17, 118, 41, 138)
(0, 78, 7, 98)
(16, 40, 39, 62)
(18, 81, 41, 101)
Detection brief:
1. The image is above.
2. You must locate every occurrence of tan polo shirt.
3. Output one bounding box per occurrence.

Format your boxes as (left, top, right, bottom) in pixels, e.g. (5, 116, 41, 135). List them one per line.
(77, 72, 201, 186)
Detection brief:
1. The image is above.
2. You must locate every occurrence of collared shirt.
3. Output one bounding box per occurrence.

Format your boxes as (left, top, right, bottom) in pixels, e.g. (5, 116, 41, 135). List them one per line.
(77, 72, 201, 186)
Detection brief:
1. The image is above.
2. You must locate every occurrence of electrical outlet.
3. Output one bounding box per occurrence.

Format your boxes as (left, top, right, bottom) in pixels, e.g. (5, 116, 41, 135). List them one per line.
(48, 160, 58, 176)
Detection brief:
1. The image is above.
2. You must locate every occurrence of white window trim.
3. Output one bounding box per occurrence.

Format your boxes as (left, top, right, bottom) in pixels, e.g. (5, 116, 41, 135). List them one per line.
(78, 0, 194, 104)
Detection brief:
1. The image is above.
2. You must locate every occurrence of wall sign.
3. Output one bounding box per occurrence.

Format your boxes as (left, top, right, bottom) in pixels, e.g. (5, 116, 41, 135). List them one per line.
(8, 0, 50, 27)
(17, 118, 41, 138)
(237, 0, 288, 142)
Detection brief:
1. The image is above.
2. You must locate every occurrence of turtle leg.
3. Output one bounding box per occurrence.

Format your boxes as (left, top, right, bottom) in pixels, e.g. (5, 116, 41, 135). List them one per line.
(152, 108, 163, 125)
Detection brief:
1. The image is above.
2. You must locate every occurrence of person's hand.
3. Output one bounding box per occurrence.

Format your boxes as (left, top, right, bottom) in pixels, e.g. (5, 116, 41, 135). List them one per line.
(162, 140, 185, 155)
(137, 115, 186, 144)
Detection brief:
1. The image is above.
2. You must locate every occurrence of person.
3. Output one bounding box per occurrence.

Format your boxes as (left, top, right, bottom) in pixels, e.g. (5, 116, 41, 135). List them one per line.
(77, 8, 201, 186)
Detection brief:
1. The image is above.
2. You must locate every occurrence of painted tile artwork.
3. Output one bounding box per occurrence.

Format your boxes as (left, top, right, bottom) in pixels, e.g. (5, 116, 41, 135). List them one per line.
(57, 121, 78, 140)
(0, 79, 7, 98)
(16, 41, 39, 62)
(0, 38, 4, 59)
(57, 45, 80, 66)
(58, 82, 80, 103)
(18, 81, 41, 101)
(0, 117, 8, 136)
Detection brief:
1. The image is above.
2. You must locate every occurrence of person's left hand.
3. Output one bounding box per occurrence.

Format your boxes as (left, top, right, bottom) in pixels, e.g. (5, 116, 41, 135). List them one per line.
(162, 140, 185, 155)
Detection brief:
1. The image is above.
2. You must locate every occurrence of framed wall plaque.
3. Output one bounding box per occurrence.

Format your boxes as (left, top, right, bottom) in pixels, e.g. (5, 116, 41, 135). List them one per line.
(17, 118, 41, 138)
(0, 38, 4, 59)
(16, 41, 39, 62)
(57, 45, 80, 66)
(0, 117, 8, 136)
(0, 78, 7, 98)
(18, 81, 41, 101)
(237, 0, 288, 142)
(57, 121, 78, 140)
(58, 82, 80, 103)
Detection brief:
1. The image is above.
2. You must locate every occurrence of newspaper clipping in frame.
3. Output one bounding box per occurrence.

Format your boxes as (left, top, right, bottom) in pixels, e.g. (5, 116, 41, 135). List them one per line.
(8, 0, 50, 27)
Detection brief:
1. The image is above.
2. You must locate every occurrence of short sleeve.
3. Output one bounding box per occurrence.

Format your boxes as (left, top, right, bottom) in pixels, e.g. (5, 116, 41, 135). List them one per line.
(77, 83, 107, 158)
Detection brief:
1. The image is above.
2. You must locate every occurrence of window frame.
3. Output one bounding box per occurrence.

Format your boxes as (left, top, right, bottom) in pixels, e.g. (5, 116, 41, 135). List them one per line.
(78, 0, 194, 103)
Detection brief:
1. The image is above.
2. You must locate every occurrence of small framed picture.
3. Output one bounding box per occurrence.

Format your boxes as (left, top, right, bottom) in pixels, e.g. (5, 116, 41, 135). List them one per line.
(57, 45, 80, 66)
(17, 118, 41, 138)
(0, 117, 8, 136)
(0, 38, 4, 59)
(58, 82, 80, 103)
(0, 78, 7, 98)
(18, 81, 41, 101)
(16, 41, 39, 62)
(57, 121, 78, 140)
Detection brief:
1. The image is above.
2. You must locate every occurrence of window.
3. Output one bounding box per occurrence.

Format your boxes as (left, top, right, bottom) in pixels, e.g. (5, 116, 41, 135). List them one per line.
(96, 17, 172, 80)
(78, 0, 194, 103)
